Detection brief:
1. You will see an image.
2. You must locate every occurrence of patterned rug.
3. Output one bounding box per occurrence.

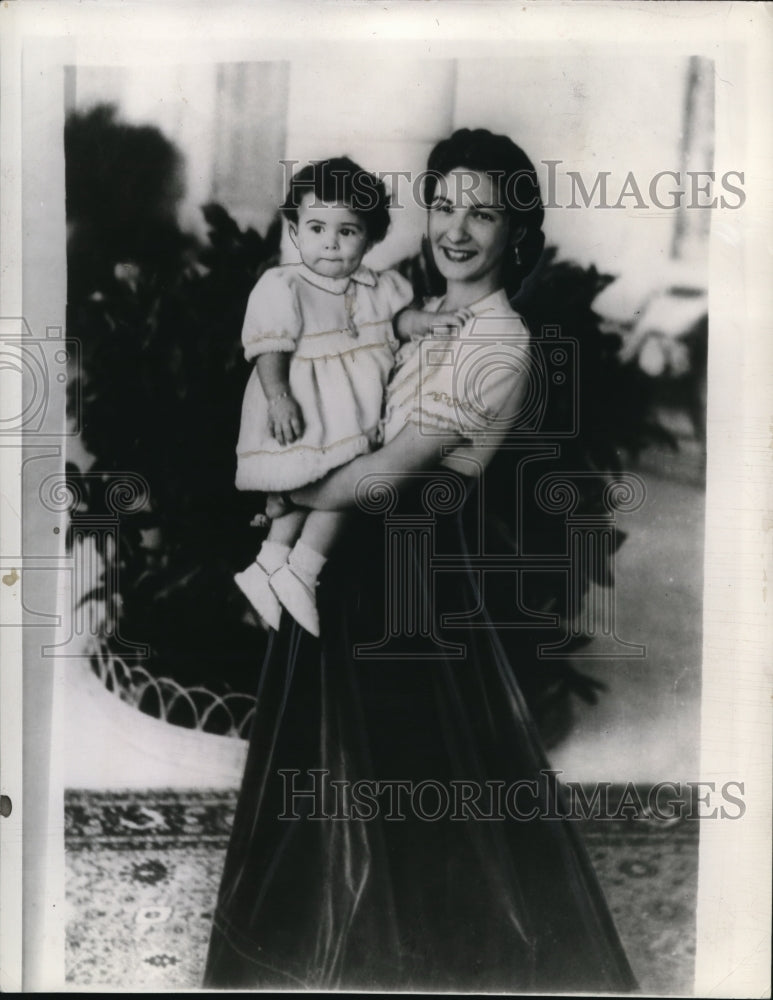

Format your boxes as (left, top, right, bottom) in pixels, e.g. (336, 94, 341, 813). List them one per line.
(65, 788, 698, 993)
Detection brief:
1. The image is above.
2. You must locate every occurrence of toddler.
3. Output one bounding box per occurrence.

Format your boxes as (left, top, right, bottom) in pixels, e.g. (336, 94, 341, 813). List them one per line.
(235, 157, 466, 636)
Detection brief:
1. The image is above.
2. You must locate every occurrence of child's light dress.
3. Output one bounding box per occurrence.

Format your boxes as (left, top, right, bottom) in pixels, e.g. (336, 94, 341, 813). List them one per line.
(236, 262, 414, 492)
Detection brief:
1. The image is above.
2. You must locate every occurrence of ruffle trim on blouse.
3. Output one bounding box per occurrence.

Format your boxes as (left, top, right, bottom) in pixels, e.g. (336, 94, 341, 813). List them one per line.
(384, 369, 496, 430)
(235, 430, 377, 493)
(406, 409, 475, 440)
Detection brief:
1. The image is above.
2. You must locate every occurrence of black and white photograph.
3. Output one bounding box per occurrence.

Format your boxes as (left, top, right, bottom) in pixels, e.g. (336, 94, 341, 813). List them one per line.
(0, 1, 771, 994)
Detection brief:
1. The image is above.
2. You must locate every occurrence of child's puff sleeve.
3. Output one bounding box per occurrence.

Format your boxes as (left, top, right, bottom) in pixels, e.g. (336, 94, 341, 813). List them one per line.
(241, 268, 303, 361)
(379, 269, 415, 316)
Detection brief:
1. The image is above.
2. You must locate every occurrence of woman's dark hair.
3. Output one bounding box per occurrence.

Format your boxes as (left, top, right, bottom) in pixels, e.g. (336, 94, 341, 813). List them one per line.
(423, 128, 546, 296)
(281, 156, 391, 245)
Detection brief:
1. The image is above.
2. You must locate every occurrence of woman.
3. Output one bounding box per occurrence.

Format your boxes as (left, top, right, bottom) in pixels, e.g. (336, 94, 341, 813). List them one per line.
(203, 129, 638, 992)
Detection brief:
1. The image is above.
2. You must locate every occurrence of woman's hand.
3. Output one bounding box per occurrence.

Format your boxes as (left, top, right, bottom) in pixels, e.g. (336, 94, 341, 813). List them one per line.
(268, 394, 305, 446)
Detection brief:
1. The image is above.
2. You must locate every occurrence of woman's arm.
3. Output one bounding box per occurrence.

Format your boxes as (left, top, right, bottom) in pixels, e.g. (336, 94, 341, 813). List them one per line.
(291, 423, 464, 511)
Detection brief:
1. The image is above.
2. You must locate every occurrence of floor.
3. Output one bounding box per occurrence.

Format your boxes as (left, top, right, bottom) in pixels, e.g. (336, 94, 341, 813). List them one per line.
(64, 787, 698, 993)
(552, 443, 704, 782)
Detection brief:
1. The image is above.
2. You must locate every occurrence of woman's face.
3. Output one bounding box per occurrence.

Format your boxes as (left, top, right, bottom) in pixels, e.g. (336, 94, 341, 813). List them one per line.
(427, 169, 511, 294)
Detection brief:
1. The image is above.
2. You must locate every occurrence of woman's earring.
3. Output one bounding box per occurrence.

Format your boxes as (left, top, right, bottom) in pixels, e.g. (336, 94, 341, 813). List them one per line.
(514, 244, 522, 266)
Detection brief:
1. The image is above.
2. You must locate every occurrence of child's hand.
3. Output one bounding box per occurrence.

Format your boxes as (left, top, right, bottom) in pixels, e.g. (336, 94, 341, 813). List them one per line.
(395, 306, 473, 344)
(429, 309, 473, 336)
(268, 394, 305, 446)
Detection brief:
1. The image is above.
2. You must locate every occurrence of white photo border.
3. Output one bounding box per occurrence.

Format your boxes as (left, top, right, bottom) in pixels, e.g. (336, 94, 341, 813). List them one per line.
(1, 2, 771, 995)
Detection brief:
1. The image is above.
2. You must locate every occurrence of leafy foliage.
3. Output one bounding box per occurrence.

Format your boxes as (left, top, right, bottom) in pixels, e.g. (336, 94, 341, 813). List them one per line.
(66, 107, 285, 708)
(67, 201, 282, 705)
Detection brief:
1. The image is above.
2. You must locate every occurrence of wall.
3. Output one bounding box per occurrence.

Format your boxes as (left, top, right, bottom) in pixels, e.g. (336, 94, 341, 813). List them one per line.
(70, 52, 710, 286)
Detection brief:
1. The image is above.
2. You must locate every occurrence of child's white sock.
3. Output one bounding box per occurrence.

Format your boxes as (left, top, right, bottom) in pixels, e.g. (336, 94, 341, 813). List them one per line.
(257, 540, 291, 573)
(288, 541, 327, 589)
(269, 541, 327, 636)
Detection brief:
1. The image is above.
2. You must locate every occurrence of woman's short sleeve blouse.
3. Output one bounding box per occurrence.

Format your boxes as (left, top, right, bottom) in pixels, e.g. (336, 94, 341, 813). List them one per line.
(382, 289, 532, 475)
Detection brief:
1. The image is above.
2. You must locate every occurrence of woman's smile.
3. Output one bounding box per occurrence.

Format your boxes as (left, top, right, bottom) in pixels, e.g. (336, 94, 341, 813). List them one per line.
(438, 246, 478, 262)
(428, 168, 511, 302)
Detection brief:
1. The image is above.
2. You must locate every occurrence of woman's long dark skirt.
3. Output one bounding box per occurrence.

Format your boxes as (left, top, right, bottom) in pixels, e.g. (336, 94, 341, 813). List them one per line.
(203, 478, 638, 992)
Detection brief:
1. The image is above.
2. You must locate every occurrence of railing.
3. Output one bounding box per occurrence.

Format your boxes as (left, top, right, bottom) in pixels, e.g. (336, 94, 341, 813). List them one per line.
(88, 637, 256, 738)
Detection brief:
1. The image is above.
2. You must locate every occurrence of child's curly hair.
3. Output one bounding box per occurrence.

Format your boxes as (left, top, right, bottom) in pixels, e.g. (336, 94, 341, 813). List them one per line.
(281, 157, 391, 245)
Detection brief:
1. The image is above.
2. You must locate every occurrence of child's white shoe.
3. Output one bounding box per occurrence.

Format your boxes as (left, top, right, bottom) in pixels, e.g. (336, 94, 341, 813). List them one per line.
(269, 563, 320, 637)
(234, 560, 282, 631)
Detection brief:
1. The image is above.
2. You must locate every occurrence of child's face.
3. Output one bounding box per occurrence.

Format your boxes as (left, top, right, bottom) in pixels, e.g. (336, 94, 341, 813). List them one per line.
(289, 195, 371, 280)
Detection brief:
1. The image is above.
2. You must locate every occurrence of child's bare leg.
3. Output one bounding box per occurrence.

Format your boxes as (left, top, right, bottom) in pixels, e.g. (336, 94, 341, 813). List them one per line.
(265, 508, 307, 547)
(298, 510, 347, 557)
(235, 509, 306, 630)
(270, 511, 347, 637)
